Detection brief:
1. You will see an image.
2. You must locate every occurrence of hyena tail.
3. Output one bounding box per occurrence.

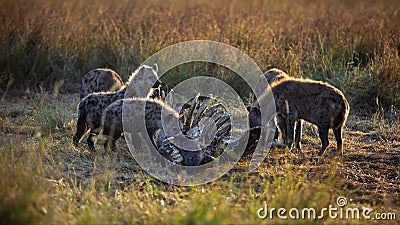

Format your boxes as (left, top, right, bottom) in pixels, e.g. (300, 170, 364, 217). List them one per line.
(73, 104, 88, 146)
(334, 98, 350, 129)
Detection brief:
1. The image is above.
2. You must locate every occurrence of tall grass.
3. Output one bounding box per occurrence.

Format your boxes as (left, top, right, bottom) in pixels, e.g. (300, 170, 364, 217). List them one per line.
(1, 2, 399, 223)
(2, 131, 396, 224)
(0, 140, 345, 225)
(0, 0, 399, 111)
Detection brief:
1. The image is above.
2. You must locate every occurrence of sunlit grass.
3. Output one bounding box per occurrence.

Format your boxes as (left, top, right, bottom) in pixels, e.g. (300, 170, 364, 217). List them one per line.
(0, 0, 399, 224)
(0, 92, 398, 224)
(0, 0, 399, 110)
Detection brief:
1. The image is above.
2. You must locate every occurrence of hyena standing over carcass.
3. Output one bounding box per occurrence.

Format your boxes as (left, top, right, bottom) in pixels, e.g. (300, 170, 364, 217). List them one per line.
(73, 64, 161, 151)
(257, 69, 350, 156)
(80, 68, 124, 99)
(259, 68, 303, 149)
(101, 98, 180, 151)
(102, 95, 232, 166)
(102, 97, 208, 166)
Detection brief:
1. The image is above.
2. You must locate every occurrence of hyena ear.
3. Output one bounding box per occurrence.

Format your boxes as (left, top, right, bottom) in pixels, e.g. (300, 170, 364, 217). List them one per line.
(246, 105, 252, 112)
(152, 63, 158, 73)
(139, 66, 145, 75)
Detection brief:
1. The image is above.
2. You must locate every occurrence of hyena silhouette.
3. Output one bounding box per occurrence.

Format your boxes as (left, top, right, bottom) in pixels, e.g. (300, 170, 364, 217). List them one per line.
(80, 68, 124, 99)
(73, 64, 161, 151)
(255, 68, 303, 149)
(257, 68, 350, 156)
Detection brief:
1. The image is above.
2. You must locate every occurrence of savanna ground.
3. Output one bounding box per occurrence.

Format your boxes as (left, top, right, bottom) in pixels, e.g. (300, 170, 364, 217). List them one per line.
(0, 0, 399, 224)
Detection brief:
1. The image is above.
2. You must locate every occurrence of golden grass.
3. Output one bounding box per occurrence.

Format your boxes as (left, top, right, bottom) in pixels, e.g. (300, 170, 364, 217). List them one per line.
(0, 0, 399, 109)
(0, 91, 399, 224)
(0, 0, 399, 224)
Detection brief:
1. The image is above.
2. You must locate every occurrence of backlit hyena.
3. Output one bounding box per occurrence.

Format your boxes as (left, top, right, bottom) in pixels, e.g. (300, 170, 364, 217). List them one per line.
(73, 64, 161, 151)
(101, 97, 180, 151)
(80, 68, 124, 99)
(261, 68, 303, 149)
(258, 75, 350, 156)
(263, 68, 290, 84)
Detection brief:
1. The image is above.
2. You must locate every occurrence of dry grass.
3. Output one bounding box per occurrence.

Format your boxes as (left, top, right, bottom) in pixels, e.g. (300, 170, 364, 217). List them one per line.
(1, 0, 399, 109)
(0, 92, 399, 224)
(0, 0, 399, 224)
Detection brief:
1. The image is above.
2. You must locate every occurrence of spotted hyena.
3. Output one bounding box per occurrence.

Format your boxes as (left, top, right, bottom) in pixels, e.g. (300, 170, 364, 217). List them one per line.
(260, 68, 303, 148)
(80, 68, 124, 99)
(101, 97, 180, 151)
(73, 64, 161, 151)
(263, 68, 290, 84)
(258, 74, 350, 156)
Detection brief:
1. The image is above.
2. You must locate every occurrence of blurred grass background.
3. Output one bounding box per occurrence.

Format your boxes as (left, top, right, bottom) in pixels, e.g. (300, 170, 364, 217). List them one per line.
(1, 1, 400, 224)
(1, 0, 399, 114)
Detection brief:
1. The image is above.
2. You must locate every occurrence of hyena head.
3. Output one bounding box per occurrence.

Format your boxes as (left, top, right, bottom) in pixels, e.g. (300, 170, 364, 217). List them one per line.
(247, 105, 262, 128)
(126, 64, 161, 98)
(253, 68, 290, 103)
(263, 68, 290, 84)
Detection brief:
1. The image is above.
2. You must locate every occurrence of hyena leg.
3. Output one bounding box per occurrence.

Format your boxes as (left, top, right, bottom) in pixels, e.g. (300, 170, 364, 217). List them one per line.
(73, 116, 89, 146)
(286, 115, 296, 149)
(294, 120, 303, 149)
(273, 127, 279, 140)
(317, 127, 329, 156)
(275, 113, 287, 143)
(104, 137, 116, 152)
(87, 128, 101, 152)
(87, 134, 96, 152)
(333, 127, 343, 155)
(102, 121, 121, 152)
(104, 133, 121, 152)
